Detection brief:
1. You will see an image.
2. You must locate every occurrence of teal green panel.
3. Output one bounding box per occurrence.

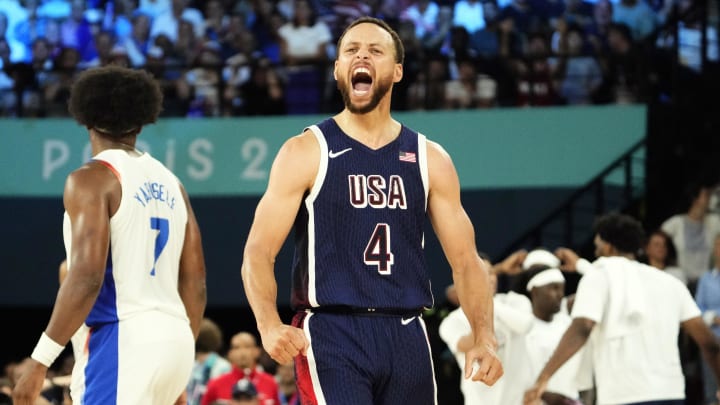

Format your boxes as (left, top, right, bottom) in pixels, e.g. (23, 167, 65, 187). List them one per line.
(0, 105, 645, 197)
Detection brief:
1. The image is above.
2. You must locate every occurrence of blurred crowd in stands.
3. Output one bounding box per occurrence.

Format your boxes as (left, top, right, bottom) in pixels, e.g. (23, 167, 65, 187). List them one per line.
(0, 0, 716, 118)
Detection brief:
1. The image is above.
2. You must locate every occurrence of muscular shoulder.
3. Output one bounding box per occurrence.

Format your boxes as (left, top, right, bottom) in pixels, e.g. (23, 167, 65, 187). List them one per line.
(268, 130, 320, 192)
(65, 161, 119, 197)
(425, 140, 458, 190)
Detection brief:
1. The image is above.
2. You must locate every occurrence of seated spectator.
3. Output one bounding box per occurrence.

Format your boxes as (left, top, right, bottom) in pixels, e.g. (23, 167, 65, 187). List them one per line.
(612, 0, 657, 41)
(514, 32, 560, 106)
(43, 46, 80, 116)
(399, 0, 442, 51)
(149, 0, 204, 44)
(0, 10, 29, 62)
(277, 0, 331, 115)
(406, 53, 449, 110)
(176, 42, 223, 117)
(661, 181, 720, 290)
(202, 332, 280, 405)
(453, 0, 485, 35)
(444, 58, 497, 108)
(640, 229, 687, 284)
(236, 57, 286, 116)
(121, 11, 151, 67)
(586, 0, 613, 55)
(551, 24, 602, 104)
(594, 22, 646, 104)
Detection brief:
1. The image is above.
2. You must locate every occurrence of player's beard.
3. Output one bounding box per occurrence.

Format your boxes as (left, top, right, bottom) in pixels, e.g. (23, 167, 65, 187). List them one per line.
(337, 74, 393, 114)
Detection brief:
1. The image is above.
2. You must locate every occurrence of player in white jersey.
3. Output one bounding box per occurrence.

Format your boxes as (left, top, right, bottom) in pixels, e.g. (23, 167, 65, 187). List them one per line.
(12, 66, 207, 405)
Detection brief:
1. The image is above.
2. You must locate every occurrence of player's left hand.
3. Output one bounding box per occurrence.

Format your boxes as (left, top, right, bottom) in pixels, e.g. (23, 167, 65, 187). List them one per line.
(463, 334, 503, 386)
(11, 360, 48, 405)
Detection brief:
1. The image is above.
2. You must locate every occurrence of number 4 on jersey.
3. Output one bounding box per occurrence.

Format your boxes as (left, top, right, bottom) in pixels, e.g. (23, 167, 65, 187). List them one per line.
(364, 223, 394, 275)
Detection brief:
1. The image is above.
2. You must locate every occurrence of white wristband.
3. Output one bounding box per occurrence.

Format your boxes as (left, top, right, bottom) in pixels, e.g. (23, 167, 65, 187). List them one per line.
(30, 332, 65, 368)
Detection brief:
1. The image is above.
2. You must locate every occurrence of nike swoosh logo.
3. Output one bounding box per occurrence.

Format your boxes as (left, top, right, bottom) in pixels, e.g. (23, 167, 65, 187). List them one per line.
(328, 148, 352, 158)
(401, 316, 416, 326)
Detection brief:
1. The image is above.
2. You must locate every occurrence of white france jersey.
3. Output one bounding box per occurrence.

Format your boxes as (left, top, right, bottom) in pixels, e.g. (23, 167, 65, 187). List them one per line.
(63, 149, 189, 326)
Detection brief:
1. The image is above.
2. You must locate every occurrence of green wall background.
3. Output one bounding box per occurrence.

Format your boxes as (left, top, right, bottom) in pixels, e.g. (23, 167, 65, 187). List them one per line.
(0, 105, 646, 196)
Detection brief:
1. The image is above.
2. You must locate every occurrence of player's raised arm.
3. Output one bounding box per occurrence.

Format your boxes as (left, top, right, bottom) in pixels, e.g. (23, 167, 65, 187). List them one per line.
(241, 130, 318, 365)
(426, 140, 503, 386)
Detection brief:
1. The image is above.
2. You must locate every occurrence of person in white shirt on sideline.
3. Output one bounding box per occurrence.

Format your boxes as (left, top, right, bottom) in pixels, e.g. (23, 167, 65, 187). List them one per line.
(440, 252, 534, 405)
(521, 266, 585, 405)
(524, 212, 720, 405)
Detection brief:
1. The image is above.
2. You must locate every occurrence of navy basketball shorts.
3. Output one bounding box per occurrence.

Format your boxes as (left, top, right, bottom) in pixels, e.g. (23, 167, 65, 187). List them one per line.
(292, 311, 437, 405)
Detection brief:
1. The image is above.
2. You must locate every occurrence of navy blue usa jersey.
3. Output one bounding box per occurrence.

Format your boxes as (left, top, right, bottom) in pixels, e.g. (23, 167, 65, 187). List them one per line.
(291, 118, 434, 311)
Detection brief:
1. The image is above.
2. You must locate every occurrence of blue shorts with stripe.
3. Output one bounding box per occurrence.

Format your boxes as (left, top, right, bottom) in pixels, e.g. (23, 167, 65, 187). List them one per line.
(292, 310, 437, 405)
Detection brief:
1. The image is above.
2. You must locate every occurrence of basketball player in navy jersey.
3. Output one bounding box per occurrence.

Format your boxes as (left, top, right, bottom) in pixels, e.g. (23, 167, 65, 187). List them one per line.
(241, 17, 502, 404)
(12, 66, 207, 405)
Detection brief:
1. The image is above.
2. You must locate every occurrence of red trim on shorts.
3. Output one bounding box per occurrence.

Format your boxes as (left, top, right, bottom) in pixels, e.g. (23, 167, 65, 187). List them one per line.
(84, 327, 92, 354)
(292, 312, 318, 405)
(94, 160, 121, 182)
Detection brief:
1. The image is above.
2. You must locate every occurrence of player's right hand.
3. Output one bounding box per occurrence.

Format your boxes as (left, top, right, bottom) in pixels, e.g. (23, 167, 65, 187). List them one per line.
(11, 360, 47, 405)
(261, 323, 309, 365)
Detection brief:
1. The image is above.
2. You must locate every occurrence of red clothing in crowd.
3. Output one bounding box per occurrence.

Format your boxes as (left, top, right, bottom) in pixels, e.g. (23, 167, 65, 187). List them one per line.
(201, 366, 280, 405)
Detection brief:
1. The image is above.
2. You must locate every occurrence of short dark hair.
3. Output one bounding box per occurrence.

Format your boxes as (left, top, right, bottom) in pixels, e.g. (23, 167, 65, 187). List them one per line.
(68, 65, 163, 137)
(594, 213, 645, 255)
(336, 17, 405, 64)
(195, 318, 224, 354)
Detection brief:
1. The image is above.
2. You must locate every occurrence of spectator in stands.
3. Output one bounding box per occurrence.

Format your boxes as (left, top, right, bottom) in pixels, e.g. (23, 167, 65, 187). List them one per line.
(695, 234, 720, 405)
(202, 332, 280, 405)
(236, 56, 285, 116)
(59, 0, 85, 50)
(0, 37, 17, 115)
(595, 22, 645, 103)
(469, 0, 521, 64)
(612, 0, 657, 41)
(43, 46, 80, 116)
(514, 32, 559, 106)
(119, 11, 150, 67)
(662, 181, 720, 290)
(639, 228, 687, 284)
(275, 363, 298, 405)
(13, 0, 51, 59)
(0, 10, 28, 62)
(524, 213, 720, 405)
(444, 57, 497, 108)
(203, 0, 229, 42)
(399, 0, 442, 51)
(552, 23, 602, 104)
(0, 0, 27, 42)
(186, 318, 232, 405)
(150, 0, 204, 44)
(80, 30, 115, 68)
(277, 0, 331, 114)
(499, 0, 541, 35)
(453, 0, 485, 35)
(586, 0, 613, 55)
(138, 0, 170, 19)
(176, 41, 223, 117)
(562, 0, 594, 32)
(406, 52, 448, 110)
(172, 18, 201, 66)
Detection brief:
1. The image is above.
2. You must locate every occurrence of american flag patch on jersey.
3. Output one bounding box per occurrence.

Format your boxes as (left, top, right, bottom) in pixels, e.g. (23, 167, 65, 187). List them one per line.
(399, 151, 416, 162)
